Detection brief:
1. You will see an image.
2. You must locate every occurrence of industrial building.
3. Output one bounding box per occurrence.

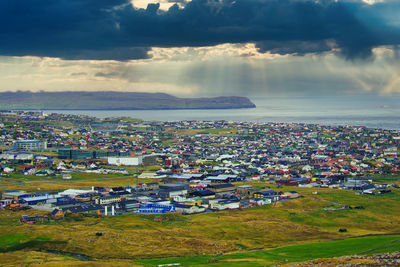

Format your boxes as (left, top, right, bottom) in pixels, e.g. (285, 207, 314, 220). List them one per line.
(58, 149, 128, 160)
(107, 156, 143, 166)
(13, 140, 47, 151)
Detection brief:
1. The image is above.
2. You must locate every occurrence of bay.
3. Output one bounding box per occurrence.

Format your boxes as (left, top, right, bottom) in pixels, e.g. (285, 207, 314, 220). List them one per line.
(44, 95, 400, 130)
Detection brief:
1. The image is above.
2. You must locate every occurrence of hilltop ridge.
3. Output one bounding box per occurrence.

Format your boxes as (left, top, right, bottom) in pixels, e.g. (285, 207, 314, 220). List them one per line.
(0, 91, 256, 110)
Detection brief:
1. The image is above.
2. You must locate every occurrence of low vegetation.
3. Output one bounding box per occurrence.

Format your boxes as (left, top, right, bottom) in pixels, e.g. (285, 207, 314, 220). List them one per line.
(137, 235, 400, 266)
(2, 180, 400, 266)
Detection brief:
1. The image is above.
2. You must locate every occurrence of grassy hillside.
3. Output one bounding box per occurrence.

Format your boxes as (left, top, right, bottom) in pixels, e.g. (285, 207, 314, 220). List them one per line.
(2, 180, 400, 265)
(137, 235, 400, 266)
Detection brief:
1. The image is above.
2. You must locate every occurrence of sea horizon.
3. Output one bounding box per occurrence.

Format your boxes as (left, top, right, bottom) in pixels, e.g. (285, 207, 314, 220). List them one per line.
(26, 95, 400, 130)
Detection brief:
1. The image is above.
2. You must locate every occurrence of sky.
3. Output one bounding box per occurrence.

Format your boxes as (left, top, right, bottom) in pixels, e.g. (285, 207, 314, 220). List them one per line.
(0, 0, 400, 97)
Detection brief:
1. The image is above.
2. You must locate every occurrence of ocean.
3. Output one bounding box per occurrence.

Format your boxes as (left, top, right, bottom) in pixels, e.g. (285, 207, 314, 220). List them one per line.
(45, 95, 400, 130)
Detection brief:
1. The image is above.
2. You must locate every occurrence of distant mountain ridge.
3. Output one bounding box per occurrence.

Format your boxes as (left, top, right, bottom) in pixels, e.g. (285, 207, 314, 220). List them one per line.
(0, 91, 256, 110)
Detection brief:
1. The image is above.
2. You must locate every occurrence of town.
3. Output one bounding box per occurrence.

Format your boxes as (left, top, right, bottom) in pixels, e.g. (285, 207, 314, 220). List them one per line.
(0, 110, 400, 222)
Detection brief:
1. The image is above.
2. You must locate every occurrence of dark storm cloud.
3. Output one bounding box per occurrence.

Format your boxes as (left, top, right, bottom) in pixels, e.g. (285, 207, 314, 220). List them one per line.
(168, 0, 188, 3)
(256, 40, 334, 56)
(0, 0, 399, 60)
(0, 0, 151, 60)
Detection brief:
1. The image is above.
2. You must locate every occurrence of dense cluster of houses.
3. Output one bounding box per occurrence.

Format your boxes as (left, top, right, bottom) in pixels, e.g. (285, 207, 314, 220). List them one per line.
(0, 111, 399, 221)
(1, 111, 399, 181)
(0, 181, 300, 220)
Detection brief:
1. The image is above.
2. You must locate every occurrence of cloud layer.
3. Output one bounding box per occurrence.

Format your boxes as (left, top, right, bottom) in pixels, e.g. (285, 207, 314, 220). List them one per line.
(1, 45, 399, 96)
(0, 0, 399, 60)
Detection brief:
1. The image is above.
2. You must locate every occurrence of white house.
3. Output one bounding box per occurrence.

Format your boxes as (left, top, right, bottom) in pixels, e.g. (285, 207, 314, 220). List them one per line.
(211, 200, 240, 210)
(175, 204, 206, 214)
(96, 195, 121, 205)
(108, 156, 142, 166)
(15, 153, 34, 160)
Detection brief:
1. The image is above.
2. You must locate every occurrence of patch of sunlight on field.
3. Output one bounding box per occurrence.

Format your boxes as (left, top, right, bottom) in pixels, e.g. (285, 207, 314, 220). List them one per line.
(136, 235, 400, 267)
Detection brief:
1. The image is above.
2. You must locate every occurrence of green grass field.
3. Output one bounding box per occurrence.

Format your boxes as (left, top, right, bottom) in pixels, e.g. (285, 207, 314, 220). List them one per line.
(371, 174, 400, 184)
(4, 173, 47, 181)
(68, 172, 130, 180)
(161, 139, 175, 146)
(0, 233, 54, 252)
(0, 234, 31, 248)
(136, 235, 400, 266)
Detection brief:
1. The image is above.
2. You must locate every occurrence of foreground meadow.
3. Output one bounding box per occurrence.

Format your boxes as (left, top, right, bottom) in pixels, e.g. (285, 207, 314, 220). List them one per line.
(1, 181, 400, 266)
